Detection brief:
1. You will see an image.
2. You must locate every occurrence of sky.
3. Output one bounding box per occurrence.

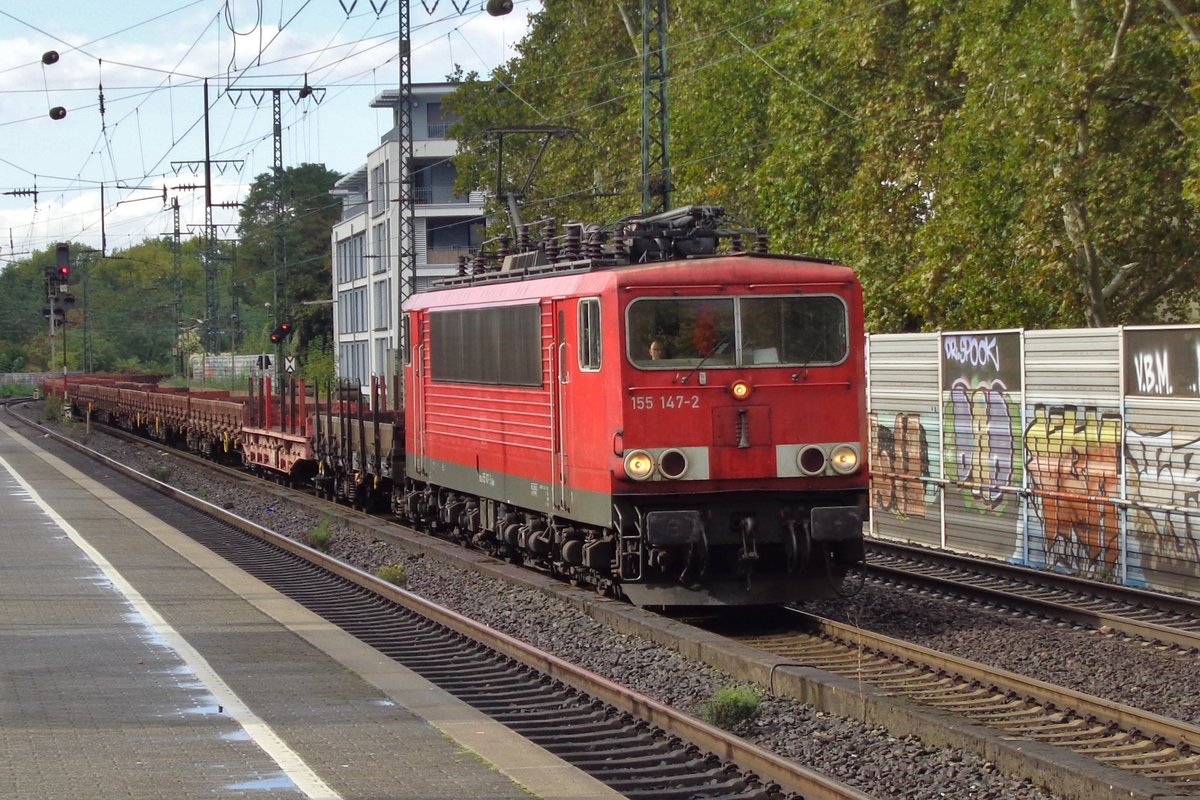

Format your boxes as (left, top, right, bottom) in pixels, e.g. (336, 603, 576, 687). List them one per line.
(0, 0, 536, 264)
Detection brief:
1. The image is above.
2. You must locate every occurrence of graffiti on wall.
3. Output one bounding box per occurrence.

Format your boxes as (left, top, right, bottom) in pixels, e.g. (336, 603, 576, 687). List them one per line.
(1125, 427, 1200, 563)
(1024, 405, 1122, 577)
(941, 332, 1022, 514)
(871, 412, 932, 518)
(945, 379, 1017, 511)
(1124, 328, 1200, 398)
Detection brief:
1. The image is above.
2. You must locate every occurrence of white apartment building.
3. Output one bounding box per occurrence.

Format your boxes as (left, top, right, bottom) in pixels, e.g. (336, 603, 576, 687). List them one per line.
(329, 83, 486, 391)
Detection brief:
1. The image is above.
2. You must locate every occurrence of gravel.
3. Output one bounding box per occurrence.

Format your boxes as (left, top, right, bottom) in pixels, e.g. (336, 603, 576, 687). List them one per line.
(807, 584, 1200, 725)
(35, 408, 1089, 800)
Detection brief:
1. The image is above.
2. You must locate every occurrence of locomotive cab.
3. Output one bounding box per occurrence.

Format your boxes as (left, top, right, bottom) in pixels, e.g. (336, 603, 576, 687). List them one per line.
(609, 263, 868, 606)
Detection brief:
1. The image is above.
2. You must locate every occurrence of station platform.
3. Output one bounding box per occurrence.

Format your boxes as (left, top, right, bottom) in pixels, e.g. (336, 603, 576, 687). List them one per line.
(0, 418, 623, 800)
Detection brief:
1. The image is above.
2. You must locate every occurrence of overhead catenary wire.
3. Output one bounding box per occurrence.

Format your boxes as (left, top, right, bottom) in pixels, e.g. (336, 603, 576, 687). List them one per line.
(2, 0, 523, 250)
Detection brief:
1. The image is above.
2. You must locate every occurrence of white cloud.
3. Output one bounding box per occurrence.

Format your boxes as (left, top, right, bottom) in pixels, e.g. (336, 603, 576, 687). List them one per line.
(0, 1, 536, 256)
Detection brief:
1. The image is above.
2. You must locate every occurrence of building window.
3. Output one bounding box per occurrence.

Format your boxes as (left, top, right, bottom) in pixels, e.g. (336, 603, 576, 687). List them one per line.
(372, 222, 389, 273)
(374, 336, 392, 380)
(413, 160, 466, 205)
(426, 102, 456, 138)
(426, 217, 480, 264)
(336, 233, 366, 283)
(338, 287, 369, 334)
(339, 341, 369, 386)
(371, 161, 389, 216)
(373, 278, 392, 330)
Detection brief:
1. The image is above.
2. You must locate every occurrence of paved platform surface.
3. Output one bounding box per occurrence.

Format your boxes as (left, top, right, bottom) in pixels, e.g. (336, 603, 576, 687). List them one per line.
(0, 418, 624, 800)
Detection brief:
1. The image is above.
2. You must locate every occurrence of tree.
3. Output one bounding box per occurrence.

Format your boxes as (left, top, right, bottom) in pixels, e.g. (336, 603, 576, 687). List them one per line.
(448, 3, 645, 230)
(447, 0, 1200, 330)
(236, 163, 342, 350)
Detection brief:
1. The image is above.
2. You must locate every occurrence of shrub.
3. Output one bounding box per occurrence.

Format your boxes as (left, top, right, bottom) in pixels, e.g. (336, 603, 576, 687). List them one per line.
(376, 562, 408, 588)
(0, 384, 34, 399)
(305, 518, 334, 552)
(146, 465, 173, 483)
(700, 685, 761, 730)
(42, 395, 63, 422)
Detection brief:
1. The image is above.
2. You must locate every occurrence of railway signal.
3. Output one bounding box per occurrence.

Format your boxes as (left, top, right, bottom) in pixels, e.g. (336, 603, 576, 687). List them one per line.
(53, 243, 70, 283)
(269, 323, 293, 344)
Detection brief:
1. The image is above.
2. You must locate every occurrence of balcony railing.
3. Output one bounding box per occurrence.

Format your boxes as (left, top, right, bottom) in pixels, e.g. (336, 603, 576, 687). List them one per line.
(412, 186, 472, 205)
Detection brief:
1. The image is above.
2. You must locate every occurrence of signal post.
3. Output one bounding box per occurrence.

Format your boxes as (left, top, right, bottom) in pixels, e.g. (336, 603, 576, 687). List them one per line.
(44, 243, 73, 372)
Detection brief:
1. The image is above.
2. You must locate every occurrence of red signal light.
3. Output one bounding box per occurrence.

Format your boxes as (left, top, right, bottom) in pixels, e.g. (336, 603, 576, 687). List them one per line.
(270, 323, 293, 344)
(54, 243, 70, 283)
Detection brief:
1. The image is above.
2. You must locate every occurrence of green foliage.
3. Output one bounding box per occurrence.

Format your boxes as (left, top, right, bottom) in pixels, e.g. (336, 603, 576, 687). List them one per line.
(237, 163, 341, 350)
(42, 395, 63, 422)
(299, 335, 336, 387)
(146, 465, 173, 483)
(700, 685, 761, 730)
(375, 562, 408, 588)
(0, 383, 34, 399)
(448, 1, 1200, 329)
(305, 518, 334, 552)
(2, 163, 337, 374)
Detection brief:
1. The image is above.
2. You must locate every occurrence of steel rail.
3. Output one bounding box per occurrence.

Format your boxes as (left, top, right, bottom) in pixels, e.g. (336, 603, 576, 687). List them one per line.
(866, 538, 1200, 650)
(805, 612, 1200, 752)
(730, 609, 1200, 787)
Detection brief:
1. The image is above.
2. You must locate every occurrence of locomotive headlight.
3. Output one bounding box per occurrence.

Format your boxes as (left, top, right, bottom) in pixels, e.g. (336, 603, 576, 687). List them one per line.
(797, 445, 828, 476)
(624, 449, 655, 480)
(730, 380, 752, 400)
(658, 448, 689, 480)
(830, 444, 860, 475)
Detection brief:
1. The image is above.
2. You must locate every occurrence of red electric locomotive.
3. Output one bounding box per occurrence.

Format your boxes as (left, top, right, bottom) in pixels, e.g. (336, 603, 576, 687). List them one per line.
(397, 206, 867, 606)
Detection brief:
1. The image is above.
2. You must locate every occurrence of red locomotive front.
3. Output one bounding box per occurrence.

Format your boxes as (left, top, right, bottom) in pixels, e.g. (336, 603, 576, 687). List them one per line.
(401, 207, 868, 606)
(604, 256, 867, 604)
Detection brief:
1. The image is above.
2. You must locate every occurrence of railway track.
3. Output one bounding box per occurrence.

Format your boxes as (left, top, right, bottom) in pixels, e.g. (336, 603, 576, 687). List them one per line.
(32, 401, 1198, 800)
(865, 539, 1200, 651)
(14, 405, 870, 800)
(718, 609, 1200, 790)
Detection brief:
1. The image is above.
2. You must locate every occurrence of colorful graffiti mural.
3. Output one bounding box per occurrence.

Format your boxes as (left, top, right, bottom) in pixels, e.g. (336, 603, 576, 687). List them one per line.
(1125, 427, 1200, 564)
(945, 379, 1018, 512)
(869, 326, 1200, 596)
(871, 412, 931, 518)
(1023, 405, 1123, 578)
(941, 332, 1022, 515)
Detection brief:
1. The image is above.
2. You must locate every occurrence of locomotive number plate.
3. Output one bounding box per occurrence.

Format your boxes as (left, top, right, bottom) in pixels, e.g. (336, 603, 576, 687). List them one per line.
(631, 394, 701, 411)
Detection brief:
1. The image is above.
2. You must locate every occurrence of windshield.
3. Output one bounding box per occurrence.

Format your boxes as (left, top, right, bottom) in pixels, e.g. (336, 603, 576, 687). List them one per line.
(628, 295, 847, 368)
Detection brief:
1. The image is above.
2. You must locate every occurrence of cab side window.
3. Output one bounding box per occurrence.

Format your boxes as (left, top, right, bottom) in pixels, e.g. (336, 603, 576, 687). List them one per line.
(578, 298, 601, 371)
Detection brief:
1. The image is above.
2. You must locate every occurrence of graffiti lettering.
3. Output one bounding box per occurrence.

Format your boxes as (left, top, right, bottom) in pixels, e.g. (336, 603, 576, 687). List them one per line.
(945, 379, 1015, 511)
(1125, 428, 1200, 562)
(943, 335, 1000, 371)
(1024, 405, 1122, 577)
(871, 412, 929, 518)
(1133, 349, 1174, 395)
